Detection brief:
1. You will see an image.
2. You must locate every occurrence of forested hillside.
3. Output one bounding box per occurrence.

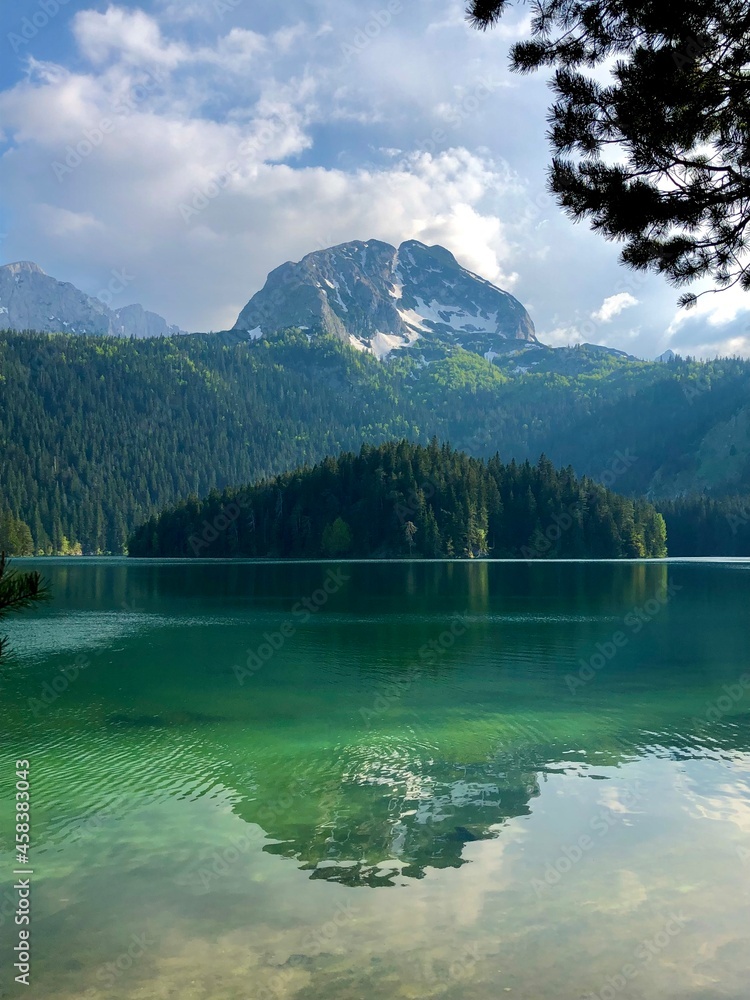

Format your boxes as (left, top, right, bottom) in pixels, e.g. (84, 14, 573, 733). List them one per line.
(655, 495, 750, 557)
(411, 349, 750, 496)
(0, 330, 426, 553)
(2, 329, 750, 554)
(129, 441, 667, 559)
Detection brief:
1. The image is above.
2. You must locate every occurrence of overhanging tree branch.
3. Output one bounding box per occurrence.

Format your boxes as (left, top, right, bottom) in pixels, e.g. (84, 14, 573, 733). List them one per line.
(0, 552, 50, 658)
(468, 0, 750, 302)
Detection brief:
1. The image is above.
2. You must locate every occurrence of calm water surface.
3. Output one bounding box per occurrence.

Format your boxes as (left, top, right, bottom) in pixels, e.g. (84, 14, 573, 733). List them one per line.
(1, 559, 749, 999)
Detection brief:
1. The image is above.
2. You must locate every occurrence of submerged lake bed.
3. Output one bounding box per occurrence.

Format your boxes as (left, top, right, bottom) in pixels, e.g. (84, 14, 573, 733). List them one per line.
(1, 559, 749, 999)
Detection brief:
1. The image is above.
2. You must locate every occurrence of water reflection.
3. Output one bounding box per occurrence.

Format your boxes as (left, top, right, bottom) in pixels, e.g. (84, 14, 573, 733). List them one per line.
(9, 556, 671, 614)
(245, 750, 543, 886)
(1, 560, 750, 999)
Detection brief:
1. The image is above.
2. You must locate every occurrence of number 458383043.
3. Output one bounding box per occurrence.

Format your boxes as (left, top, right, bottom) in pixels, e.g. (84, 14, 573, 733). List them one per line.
(15, 760, 31, 863)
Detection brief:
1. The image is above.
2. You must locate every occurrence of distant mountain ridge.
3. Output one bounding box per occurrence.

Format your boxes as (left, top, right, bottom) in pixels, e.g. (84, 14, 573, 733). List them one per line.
(0, 261, 184, 338)
(233, 239, 537, 358)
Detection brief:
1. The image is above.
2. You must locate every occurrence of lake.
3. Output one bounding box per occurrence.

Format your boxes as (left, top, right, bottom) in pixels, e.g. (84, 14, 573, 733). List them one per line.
(1, 559, 749, 999)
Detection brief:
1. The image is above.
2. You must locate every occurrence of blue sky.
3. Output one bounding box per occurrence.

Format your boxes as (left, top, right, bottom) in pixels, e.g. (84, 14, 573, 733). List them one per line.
(1, 0, 748, 356)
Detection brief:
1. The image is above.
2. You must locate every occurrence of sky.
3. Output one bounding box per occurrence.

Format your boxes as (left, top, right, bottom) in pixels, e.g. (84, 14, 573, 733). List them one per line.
(1, 0, 749, 358)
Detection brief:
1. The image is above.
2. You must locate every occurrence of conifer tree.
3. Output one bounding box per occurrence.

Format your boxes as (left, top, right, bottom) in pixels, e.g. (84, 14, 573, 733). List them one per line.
(0, 554, 50, 658)
(469, 0, 750, 302)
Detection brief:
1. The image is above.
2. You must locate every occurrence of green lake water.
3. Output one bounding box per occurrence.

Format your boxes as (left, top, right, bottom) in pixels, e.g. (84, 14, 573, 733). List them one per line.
(1, 559, 749, 999)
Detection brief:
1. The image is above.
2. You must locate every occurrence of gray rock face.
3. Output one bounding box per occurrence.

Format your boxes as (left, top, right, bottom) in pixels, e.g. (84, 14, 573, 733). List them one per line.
(110, 303, 183, 338)
(233, 239, 537, 358)
(0, 261, 183, 337)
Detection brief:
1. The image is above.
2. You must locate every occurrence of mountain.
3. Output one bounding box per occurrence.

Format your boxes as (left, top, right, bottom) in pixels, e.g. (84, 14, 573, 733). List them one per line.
(128, 441, 667, 560)
(109, 303, 185, 339)
(0, 261, 184, 337)
(233, 239, 537, 358)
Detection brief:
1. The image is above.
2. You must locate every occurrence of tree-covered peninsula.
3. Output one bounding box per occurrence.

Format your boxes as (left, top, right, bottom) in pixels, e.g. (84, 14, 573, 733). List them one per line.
(128, 440, 667, 560)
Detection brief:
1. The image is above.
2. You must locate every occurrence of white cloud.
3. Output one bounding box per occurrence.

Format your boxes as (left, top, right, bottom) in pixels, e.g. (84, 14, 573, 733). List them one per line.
(663, 283, 750, 357)
(540, 325, 586, 348)
(667, 284, 750, 335)
(74, 6, 267, 78)
(203, 28, 267, 70)
(0, 55, 521, 329)
(272, 23, 307, 52)
(35, 205, 105, 237)
(670, 334, 750, 359)
(592, 292, 639, 323)
(0, 0, 743, 355)
(73, 6, 189, 68)
(0, 5, 537, 332)
(154, 0, 219, 23)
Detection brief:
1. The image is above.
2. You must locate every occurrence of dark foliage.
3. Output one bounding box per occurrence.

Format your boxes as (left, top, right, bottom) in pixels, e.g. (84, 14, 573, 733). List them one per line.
(129, 440, 668, 559)
(3, 330, 750, 555)
(468, 0, 750, 303)
(0, 552, 49, 657)
(0, 329, 427, 553)
(657, 494, 750, 555)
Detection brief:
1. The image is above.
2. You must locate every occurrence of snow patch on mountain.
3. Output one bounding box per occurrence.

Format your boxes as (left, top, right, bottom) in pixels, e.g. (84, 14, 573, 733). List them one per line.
(233, 238, 537, 359)
(413, 297, 502, 335)
(370, 331, 408, 359)
(397, 307, 429, 332)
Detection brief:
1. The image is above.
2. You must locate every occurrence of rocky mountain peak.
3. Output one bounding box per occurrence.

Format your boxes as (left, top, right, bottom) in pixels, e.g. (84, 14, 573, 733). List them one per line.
(0, 260, 184, 338)
(233, 239, 537, 359)
(5, 261, 47, 276)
